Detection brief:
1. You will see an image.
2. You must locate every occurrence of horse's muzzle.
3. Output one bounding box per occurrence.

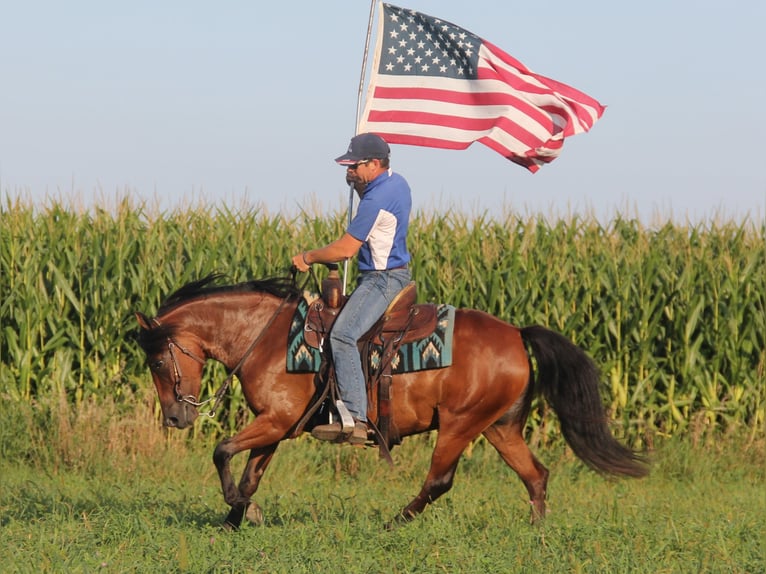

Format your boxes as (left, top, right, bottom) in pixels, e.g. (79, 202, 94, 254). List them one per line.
(162, 402, 198, 429)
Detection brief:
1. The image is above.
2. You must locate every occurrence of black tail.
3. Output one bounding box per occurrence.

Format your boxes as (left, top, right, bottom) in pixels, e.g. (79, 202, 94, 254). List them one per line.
(521, 325, 648, 478)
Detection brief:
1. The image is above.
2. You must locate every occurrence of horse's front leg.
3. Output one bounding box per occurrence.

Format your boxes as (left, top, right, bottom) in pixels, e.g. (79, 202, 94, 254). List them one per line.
(213, 437, 249, 518)
(212, 417, 287, 530)
(220, 444, 278, 529)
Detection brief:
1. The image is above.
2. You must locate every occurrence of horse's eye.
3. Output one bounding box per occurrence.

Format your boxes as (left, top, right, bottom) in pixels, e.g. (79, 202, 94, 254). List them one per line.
(151, 359, 165, 371)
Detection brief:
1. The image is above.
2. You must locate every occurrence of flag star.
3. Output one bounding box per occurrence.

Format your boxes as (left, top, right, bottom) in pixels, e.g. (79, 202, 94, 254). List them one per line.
(388, 46, 397, 55)
(386, 62, 395, 71)
(439, 65, 447, 73)
(421, 64, 429, 72)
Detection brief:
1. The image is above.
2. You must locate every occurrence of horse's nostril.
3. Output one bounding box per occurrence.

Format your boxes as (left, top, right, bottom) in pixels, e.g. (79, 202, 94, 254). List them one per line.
(165, 417, 179, 428)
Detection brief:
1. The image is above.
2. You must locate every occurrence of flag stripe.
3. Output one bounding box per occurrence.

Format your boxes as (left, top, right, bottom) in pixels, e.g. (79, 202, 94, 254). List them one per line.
(366, 106, 549, 150)
(365, 115, 541, 152)
(368, 81, 561, 135)
(365, 74, 569, 143)
(480, 43, 604, 133)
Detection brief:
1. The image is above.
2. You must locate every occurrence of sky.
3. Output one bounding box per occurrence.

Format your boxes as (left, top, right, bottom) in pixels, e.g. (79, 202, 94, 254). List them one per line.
(1, 0, 764, 225)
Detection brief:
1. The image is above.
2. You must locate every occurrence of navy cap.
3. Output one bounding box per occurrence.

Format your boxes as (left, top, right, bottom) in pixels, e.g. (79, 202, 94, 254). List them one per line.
(335, 133, 390, 165)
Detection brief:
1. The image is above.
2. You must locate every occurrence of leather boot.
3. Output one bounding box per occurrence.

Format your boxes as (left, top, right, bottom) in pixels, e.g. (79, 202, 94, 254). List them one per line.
(311, 420, 368, 444)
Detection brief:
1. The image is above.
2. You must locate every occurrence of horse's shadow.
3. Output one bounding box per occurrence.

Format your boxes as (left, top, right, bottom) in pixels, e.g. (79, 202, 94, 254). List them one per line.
(4, 475, 225, 530)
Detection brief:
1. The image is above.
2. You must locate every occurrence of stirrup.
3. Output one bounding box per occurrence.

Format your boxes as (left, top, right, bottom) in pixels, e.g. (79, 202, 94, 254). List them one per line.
(334, 399, 356, 434)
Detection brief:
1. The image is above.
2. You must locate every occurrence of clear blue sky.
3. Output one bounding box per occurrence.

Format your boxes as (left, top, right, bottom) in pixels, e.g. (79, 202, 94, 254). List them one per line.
(1, 0, 764, 224)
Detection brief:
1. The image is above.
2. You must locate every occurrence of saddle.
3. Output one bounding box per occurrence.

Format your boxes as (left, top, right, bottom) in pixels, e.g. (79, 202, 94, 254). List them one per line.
(301, 268, 438, 462)
(303, 273, 437, 350)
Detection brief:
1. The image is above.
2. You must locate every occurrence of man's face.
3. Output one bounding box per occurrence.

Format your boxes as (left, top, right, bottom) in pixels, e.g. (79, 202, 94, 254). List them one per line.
(349, 159, 380, 181)
(345, 159, 376, 193)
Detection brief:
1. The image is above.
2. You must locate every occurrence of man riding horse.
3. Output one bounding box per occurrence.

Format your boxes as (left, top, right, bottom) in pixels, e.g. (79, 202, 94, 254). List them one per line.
(291, 133, 412, 445)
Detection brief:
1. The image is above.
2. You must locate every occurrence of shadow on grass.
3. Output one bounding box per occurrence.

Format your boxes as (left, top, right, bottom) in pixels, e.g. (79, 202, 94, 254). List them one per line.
(0, 470, 226, 530)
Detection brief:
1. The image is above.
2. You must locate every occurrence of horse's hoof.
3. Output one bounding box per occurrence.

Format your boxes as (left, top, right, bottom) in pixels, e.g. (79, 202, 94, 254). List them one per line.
(528, 499, 548, 525)
(384, 511, 412, 531)
(383, 520, 397, 532)
(221, 520, 239, 532)
(245, 503, 264, 526)
(222, 505, 248, 531)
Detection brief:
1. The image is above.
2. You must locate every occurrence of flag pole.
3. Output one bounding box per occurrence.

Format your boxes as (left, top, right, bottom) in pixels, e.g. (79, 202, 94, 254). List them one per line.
(355, 0, 378, 129)
(342, 0, 378, 295)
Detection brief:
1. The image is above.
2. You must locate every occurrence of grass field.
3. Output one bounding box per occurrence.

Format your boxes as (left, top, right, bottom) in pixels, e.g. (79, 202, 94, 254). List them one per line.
(0, 397, 763, 573)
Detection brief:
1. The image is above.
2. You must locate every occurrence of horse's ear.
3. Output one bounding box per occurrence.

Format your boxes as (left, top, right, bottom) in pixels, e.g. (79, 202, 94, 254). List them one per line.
(135, 312, 154, 330)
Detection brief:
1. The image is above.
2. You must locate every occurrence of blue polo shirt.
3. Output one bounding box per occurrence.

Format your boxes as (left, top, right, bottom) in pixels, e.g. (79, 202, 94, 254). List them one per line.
(347, 169, 412, 271)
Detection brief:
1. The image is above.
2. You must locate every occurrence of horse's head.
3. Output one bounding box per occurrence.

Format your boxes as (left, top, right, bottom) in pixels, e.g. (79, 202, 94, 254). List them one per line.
(135, 312, 206, 429)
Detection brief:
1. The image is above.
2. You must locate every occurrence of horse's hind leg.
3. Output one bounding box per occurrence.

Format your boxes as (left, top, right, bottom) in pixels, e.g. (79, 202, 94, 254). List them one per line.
(483, 419, 549, 523)
(221, 444, 278, 530)
(390, 430, 473, 528)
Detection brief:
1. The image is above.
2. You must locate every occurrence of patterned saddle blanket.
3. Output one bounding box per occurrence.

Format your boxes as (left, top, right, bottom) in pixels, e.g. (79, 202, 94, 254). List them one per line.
(286, 297, 455, 374)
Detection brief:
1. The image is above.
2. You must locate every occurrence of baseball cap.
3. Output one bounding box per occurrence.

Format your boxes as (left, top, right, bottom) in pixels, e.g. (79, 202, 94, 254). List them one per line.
(335, 133, 390, 165)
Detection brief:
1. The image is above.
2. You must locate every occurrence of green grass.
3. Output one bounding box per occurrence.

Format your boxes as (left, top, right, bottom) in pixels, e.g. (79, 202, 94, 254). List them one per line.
(0, 399, 763, 573)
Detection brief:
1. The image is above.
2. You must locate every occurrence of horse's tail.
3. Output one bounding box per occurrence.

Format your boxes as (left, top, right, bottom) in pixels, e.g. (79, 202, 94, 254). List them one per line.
(520, 325, 649, 478)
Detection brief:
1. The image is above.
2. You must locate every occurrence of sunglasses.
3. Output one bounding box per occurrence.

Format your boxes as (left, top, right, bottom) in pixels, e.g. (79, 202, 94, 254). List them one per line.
(347, 159, 372, 170)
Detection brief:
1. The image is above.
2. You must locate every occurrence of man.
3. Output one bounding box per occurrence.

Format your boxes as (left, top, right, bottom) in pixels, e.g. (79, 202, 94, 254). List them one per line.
(291, 133, 412, 444)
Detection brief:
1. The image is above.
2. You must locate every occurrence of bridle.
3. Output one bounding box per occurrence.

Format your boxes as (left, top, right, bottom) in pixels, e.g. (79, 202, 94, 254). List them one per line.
(161, 294, 293, 418)
(166, 338, 210, 408)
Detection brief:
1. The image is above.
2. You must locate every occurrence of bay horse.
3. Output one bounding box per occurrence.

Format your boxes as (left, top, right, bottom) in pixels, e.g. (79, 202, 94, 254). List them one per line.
(135, 273, 647, 529)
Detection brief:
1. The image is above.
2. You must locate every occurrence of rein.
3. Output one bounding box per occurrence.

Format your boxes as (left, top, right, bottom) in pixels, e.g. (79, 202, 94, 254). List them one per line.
(166, 294, 293, 418)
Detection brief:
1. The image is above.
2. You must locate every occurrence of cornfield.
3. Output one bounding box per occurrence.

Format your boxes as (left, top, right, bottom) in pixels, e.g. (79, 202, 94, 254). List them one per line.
(1, 195, 764, 444)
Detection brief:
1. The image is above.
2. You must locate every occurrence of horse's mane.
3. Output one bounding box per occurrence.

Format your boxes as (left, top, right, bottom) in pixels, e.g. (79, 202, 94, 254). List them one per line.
(157, 273, 302, 315)
(137, 273, 301, 357)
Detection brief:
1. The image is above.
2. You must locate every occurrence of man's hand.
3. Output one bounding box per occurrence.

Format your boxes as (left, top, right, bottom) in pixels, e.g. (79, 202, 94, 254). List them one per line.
(291, 252, 311, 272)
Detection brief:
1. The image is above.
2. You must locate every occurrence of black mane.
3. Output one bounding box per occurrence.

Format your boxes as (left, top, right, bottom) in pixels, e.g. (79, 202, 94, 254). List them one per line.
(137, 273, 302, 357)
(157, 273, 301, 315)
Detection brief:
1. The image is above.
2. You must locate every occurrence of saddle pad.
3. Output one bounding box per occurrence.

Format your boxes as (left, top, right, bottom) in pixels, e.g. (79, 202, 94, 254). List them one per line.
(286, 297, 455, 374)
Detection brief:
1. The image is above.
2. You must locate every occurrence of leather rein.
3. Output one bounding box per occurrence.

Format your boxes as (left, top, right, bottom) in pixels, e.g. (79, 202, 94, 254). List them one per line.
(164, 294, 293, 418)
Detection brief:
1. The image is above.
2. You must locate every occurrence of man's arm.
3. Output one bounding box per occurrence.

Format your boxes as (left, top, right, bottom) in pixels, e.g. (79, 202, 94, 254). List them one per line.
(292, 233, 363, 272)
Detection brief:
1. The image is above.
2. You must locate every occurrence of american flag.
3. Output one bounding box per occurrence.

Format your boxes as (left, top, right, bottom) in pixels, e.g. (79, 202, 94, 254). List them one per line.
(358, 3, 605, 172)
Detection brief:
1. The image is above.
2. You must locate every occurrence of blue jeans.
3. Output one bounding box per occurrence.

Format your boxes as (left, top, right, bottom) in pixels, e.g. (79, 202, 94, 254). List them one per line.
(329, 268, 411, 422)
